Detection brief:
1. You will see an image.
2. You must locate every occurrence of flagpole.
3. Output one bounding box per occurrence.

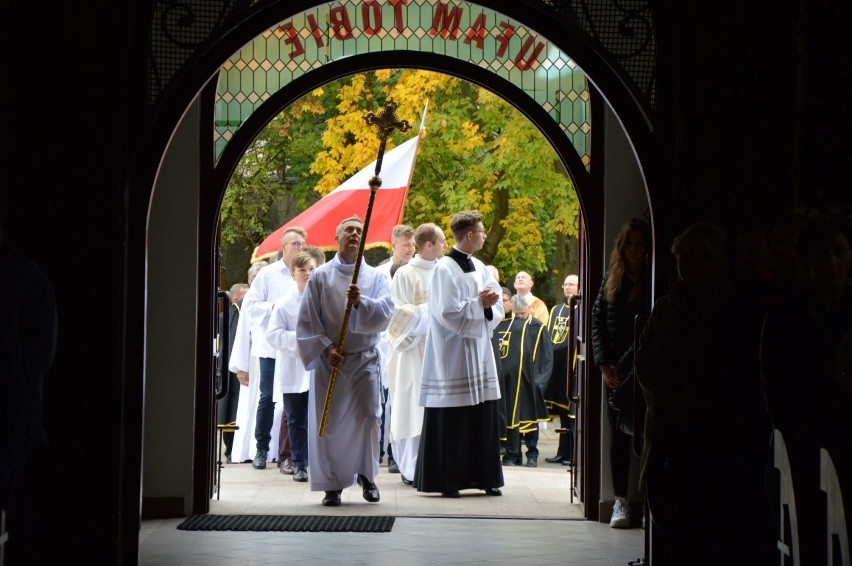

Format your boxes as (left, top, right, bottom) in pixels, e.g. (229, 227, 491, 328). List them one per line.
(319, 99, 411, 437)
(396, 101, 428, 223)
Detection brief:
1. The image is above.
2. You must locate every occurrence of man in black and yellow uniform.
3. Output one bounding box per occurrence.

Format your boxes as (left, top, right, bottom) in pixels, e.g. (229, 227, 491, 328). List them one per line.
(497, 294, 554, 467)
(544, 274, 578, 465)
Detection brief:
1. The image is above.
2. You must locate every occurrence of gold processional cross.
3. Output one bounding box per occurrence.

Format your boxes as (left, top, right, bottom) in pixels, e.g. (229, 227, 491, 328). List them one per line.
(319, 99, 410, 437)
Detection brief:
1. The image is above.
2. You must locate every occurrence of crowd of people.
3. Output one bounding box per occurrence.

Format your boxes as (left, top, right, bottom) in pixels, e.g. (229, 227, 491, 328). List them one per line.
(217, 208, 851, 563)
(217, 210, 581, 506)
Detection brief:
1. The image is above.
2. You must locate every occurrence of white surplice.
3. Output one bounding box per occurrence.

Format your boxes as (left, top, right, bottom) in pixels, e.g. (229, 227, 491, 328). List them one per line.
(386, 256, 435, 480)
(297, 254, 393, 492)
(420, 255, 504, 408)
(228, 300, 281, 463)
(265, 288, 310, 394)
(228, 353, 282, 464)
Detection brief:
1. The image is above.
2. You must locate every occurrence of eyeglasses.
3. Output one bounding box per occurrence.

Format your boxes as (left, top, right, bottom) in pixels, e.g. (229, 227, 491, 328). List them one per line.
(286, 241, 307, 248)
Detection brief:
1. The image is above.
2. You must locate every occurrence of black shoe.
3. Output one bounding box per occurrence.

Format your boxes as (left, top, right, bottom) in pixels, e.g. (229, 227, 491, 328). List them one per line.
(441, 490, 461, 498)
(501, 457, 516, 466)
(401, 475, 413, 485)
(483, 487, 502, 496)
(322, 490, 342, 506)
(252, 449, 268, 469)
(387, 458, 400, 474)
(561, 459, 573, 466)
(526, 456, 538, 468)
(545, 454, 565, 463)
(357, 474, 380, 502)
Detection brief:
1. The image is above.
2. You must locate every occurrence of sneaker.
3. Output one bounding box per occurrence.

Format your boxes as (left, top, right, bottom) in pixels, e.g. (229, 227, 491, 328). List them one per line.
(387, 458, 400, 474)
(525, 456, 538, 468)
(501, 456, 516, 466)
(279, 459, 295, 475)
(610, 497, 630, 528)
(293, 467, 308, 482)
(252, 449, 268, 470)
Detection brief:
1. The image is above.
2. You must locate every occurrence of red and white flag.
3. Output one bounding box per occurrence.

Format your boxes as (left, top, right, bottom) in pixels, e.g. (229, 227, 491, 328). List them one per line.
(251, 105, 427, 262)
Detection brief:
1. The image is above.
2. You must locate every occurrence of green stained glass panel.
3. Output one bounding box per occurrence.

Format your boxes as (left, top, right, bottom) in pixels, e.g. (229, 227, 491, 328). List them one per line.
(214, 0, 591, 170)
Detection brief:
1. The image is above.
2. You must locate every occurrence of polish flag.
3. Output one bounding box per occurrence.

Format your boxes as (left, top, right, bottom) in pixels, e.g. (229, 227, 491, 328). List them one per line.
(250, 106, 427, 262)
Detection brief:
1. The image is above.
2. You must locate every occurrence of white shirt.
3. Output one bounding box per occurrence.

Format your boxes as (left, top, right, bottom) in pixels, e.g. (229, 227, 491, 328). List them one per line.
(265, 288, 310, 394)
(241, 258, 293, 359)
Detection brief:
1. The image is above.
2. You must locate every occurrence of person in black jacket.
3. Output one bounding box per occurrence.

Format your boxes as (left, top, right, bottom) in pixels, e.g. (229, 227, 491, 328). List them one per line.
(218, 282, 248, 463)
(591, 218, 650, 528)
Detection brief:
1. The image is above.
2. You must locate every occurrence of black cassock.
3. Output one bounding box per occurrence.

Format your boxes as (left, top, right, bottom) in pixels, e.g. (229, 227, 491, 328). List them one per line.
(544, 300, 575, 412)
(496, 315, 554, 433)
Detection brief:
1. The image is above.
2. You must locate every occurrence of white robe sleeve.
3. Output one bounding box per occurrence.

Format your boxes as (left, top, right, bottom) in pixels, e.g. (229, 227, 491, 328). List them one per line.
(430, 262, 503, 338)
(387, 270, 430, 351)
(265, 296, 297, 357)
(348, 272, 393, 335)
(228, 308, 251, 373)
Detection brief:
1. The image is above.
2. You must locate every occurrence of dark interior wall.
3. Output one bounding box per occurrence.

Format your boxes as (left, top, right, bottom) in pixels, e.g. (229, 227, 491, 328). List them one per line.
(671, 1, 800, 234)
(5, 4, 137, 565)
(3, 1, 846, 564)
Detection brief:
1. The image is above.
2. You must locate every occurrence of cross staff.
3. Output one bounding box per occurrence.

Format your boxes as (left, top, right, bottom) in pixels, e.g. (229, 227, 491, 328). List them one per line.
(319, 99, 410, 437)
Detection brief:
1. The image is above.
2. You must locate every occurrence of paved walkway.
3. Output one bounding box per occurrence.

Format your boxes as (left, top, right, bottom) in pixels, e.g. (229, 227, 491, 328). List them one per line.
(140, 427, 646, 565)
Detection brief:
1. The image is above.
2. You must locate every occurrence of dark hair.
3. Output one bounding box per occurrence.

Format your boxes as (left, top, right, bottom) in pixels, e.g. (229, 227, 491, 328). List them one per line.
(450, 210, 483, 241)
(304, 245, 325, 266)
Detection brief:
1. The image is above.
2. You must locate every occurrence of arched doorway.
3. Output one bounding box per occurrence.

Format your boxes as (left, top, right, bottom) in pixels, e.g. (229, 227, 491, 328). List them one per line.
(135, 0, 660, 535)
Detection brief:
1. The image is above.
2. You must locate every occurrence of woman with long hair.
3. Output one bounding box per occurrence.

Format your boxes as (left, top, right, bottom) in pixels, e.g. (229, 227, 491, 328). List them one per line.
(591, 217, 650, 528)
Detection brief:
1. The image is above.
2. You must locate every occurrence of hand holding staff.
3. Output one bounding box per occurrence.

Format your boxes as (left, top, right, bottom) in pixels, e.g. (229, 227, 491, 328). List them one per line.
(318, 99, 410, 437)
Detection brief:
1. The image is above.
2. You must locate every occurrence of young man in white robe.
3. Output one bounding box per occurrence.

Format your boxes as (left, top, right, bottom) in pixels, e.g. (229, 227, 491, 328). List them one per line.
(265, 251, 321, 482)
(374, 224, 415, 473)
(297, 216, 394, 507)
(415, 210, 505, 498)
(386, 223, 447, 484)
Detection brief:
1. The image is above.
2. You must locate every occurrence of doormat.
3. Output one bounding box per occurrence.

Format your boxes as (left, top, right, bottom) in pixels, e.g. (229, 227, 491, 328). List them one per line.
(176, 514, 395, 533)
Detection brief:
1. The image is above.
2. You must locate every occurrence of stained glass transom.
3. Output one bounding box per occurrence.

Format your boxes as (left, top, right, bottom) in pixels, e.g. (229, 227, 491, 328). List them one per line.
(214, 0, 591, 169)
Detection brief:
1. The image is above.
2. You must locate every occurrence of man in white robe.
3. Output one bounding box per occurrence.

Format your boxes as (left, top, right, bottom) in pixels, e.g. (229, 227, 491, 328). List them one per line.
(297, 216, 393, 507)
(415, 210, 505, 497)
(373, 224, 415, 473)
(229, 260, 282, 464)
(386, 223, 447, 484)
(232, 227, 308, 471)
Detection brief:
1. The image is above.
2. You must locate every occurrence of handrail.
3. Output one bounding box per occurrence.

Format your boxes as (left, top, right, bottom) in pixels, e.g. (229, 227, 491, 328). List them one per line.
(632, 314, 648, 456)
(215, 290, 231, 401)
(567, 293, 581, 402)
